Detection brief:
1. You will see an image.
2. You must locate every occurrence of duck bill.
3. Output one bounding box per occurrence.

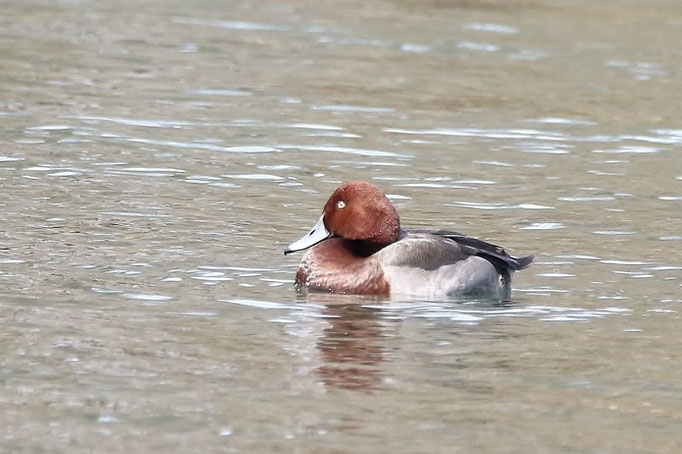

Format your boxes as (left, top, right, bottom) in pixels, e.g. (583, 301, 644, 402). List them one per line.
(284, 215, 332, 255)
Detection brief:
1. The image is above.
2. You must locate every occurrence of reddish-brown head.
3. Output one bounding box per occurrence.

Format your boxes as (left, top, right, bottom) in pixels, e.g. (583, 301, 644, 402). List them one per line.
(322, 181, 401, 246)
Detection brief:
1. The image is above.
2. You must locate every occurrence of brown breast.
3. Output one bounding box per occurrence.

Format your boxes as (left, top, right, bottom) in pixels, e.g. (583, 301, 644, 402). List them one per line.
(295, 238, 390, 296)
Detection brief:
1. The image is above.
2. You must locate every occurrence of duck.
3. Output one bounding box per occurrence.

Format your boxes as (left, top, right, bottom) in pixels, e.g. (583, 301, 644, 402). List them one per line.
(284, 181, 533, 299)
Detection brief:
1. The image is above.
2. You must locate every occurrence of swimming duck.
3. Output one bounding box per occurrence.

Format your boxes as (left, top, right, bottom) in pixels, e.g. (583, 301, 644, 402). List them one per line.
(284, 181, 533, 298)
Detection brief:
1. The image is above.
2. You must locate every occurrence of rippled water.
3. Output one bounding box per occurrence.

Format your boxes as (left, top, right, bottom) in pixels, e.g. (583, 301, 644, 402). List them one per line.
(1, 0, 681, 452)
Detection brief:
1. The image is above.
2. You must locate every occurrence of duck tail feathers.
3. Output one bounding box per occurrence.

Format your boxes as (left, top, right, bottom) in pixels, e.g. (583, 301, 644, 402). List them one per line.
(514, 254, 534, 270)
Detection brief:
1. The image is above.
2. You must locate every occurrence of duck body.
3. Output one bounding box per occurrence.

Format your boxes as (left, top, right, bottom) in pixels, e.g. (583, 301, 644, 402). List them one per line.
(285, 181, 533, 299)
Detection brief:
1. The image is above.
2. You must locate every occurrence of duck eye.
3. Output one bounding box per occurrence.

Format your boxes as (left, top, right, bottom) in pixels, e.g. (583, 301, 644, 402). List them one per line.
(336, 200, 346, 209)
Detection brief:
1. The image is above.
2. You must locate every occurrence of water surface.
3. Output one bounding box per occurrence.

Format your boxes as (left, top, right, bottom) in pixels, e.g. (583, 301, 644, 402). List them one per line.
(1, 0, 681, 452)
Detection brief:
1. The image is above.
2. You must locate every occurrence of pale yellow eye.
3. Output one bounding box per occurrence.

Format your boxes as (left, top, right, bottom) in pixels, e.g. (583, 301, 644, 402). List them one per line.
(336, 200, 346, 209)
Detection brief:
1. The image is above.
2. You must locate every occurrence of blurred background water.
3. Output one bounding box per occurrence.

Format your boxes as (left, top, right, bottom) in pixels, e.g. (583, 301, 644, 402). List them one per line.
(1, 0, 681, 452)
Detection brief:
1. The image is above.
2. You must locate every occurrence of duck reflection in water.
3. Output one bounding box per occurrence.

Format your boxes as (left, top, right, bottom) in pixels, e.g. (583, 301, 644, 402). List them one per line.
(303, 295, 390, 391)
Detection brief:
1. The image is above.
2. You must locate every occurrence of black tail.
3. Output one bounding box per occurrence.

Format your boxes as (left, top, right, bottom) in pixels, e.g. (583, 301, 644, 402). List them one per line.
(513, 254, 534, 271)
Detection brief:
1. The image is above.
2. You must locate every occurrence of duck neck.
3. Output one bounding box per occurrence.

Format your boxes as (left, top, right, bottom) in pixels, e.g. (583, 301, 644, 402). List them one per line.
(344, 239, 389, 257)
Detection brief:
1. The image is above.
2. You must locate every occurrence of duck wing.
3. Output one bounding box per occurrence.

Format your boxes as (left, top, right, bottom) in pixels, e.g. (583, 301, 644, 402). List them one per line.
(405, 229, 534, 272)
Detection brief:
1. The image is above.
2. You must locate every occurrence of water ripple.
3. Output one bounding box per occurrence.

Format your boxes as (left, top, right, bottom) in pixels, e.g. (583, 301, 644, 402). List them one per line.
(593, 145, 660, 154)
(474, 160, 514, 167)
(0, 259, 26, 264)
(0, 156, 24, 162)
(526, 117, 598, 126)
(601, 260, 651, 266)
(122, 136, 278, 153)
(222, 298, 306, 310)
(283, 123, 344, 131)
(401, 43, 431, 53)
(279, 144, 408, 158)
(537, 273, 575, 278)
(448, 201, 554, 210)
(223, 173, 284, 181)
(184, 294, 637, 327)
(122, 293, 173, 302)
(100, 211, 171, 218)
(556, 255, 601, 260)
(385, 127, 681, 148)
(522, 222, 566, 230)
(172, 17, 292, 32)
(464, 23, 519, 34)
(75, 116, 194, 128)
(192, 89, 252, 97)
(107, 167, 187, 176)
(558, 196, 615, 202)
(457, 41, 501, 52)
(654, 129, 682, 144)
(363, 302, 631, 324)
(311, 105, 395, 113)
(604, 60, 669, 80)
(25, 125, 73, 131)
(385, 127, 567, 141)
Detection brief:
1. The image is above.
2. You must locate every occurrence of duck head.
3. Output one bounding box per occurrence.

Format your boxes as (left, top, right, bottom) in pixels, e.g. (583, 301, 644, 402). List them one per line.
(284, 181, 401, 254)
